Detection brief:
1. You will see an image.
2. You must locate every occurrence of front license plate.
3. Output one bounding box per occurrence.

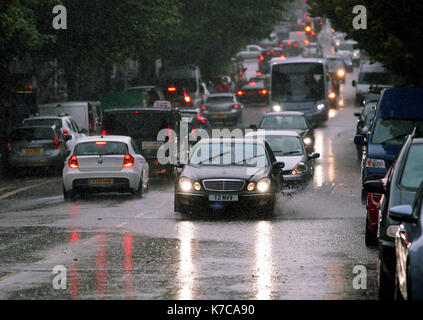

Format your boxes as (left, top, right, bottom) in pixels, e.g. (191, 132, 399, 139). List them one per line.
(209, 194, 238, 202)
(213, 113, 227, 118)
(90, 178, 114, 185)
(22, 148, 43, 154)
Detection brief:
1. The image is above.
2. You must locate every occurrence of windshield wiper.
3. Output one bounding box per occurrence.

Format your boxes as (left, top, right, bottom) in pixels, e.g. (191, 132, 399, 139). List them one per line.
(198, 151, 231, 165)
(232, 154, 265, 165)
(379, 132, 410, 144)
(283, 151, 301, 155)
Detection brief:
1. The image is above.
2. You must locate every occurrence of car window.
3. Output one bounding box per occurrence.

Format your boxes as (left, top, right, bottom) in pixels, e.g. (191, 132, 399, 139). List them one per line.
(23, 119, 62, 128)
(400, 143, 423, 189)
(11, 127, 55, 140)
(263, 135, 304, 157)
(371, 119, 423, 144)
(74, 141, 128, 156)
(131, 139, 141, 154)
(71, 119, 80, 133)
(206, 95, 234, 103)
(259, 115, 308, 130)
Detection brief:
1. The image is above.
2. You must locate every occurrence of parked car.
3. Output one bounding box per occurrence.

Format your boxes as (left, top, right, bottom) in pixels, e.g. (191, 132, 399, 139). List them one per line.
(254, 112, 315, 152)
(236, 79, 269, 104)
(102, 107, 181, 177)
(391, 180, 423, 300)
(245, 130, 319, 192)
(201, 93, 243, 125)
(63, 135, 149, 200)
(22, 115, 86, 151)
(5, 125, 71, 174)
(174, 138, 284, 215)
(354, 101, 376, 159)
(38, 101, 103, 136)
(363, 129, 423, 299)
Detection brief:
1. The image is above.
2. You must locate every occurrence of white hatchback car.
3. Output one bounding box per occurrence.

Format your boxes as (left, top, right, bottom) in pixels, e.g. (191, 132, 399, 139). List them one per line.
(63, 135, 149, 200)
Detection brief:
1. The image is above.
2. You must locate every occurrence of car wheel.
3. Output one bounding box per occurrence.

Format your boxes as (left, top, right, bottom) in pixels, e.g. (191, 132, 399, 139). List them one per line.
(63, 185, 75, 201)
(133, 176, 144, 199)
(378, 257, 395, 300)
(361, 189, 367, 205)
(365, 216, 377, 247)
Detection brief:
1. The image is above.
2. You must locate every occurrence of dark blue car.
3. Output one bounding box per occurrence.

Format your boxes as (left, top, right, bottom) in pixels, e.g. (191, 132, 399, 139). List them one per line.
(391, 180, 423, 300)
(355, 88, 423, 203)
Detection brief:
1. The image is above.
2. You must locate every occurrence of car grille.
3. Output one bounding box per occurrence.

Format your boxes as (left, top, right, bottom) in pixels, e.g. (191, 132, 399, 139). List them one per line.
(203, 179, 245, 191)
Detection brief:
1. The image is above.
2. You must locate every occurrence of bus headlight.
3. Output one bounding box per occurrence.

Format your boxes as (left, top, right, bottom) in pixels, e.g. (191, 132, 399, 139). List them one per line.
(179, 177, 192, 191)
(273, 104, 282, 112)
(257, 178, 271, 192)
(317, 104, 324, 110)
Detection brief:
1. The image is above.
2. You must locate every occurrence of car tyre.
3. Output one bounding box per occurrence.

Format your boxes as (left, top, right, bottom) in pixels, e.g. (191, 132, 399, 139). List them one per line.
(365, 216, 377, 247)
(63, 185, 75, 201)
(378, 258, 395, 300)
(133, 176, 144, 199)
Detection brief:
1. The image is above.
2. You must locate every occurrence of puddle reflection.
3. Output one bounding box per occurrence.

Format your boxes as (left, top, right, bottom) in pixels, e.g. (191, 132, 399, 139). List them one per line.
(254, 221, 274, 299)
(177, 221, 195, 300)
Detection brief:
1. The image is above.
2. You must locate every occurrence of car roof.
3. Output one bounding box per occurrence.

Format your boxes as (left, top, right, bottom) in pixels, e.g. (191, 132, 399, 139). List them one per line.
(38, 101, 96, 108)
(245, 130, 301, 137)
(197, 138, 266, 145)
(272, 58, 325, 66)
(23, 116, 68, 120)
(264, 111, 305, 116)
(208, 93, 234, 97)
(75, 135, 132, 143)
(360, 62, 387, 72)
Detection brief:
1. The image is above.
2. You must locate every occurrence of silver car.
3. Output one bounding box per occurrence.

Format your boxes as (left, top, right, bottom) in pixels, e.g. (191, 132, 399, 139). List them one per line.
(201, 93, 243, 125)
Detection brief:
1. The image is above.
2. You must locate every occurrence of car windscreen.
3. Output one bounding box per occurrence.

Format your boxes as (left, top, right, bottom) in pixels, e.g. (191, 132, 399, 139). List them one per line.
(326, 59, 344, 71)
(338, 43, 354, 51)
(74, 141, 128, 155)
(371, 119, 423, 144)
(103, 111, 173, 140)
(206, 96, 234, 103)
(23, 119, 62, 129)
(271, 63, 325, 101)
(400, 144, 423, 189)
(11, 127, 55, 141)
(189, 142, 269, 167)
(258, 135, 304, 157)
(259, 115, 308, 130)
(358, 72, 392, 85)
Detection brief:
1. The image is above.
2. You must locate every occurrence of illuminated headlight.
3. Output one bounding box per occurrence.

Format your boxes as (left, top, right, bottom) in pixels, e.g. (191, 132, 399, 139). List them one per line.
(366, 158, 385, 168)
(291, 162, 306, 175)
(273, 104, 282, 112)
(317, 103, 324, 110)
(337, 69, 345, 77)
(353, 52, 358, 57)
(257, 178, 271, 192)
(179, 177, 192, 191)
(193, 181, 201, 191)
(247, 182, 255, 191)
(303, 137, 312, 145)
(329, 92, 336, 99)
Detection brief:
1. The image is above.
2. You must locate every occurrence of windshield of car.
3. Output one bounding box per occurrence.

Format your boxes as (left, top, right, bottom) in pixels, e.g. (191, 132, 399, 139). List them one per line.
(371, 119, 423, 144)
(400, 143, 423, 189)
(363, 103, 376, 119)
(23, 119, 62, 129)
(364, 111, 375, 128)
(189, 142, 269, 167)
(358, 72, 392, 85)
(74, 141, 128, 156)
(206, 95, 234, 103)
(338, 43, 354, 51)
(259, 115, 308, 130)
(271, 63, 325, 102)
(255, 135, 304, 156)
(11, 127, 55, 141)
(326, 59, 344, 71)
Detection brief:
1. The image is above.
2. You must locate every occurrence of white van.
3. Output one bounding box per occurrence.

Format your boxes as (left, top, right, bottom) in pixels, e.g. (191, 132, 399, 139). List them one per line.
(38, 101, 102, 135)
(352, 63, 393, 105)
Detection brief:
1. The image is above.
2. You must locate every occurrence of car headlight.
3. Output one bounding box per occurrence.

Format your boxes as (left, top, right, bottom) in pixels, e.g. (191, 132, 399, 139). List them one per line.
(273, 104, 282, 112)
(303, 137, 312, 145)
(291, 162, 306, 175)
(365, 158, 385, 168)
(337, 69, 345, 77)
(193, 181, 201, 191)
(257, 178, 271, 192)
(179, 177, 193, 191)
(328, 92, 336, 99)
(247, 182, 255, 191)
(317, 103, 324, 110)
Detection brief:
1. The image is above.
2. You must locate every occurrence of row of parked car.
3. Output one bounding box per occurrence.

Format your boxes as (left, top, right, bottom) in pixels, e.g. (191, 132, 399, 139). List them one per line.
(353, 88, 423, 300)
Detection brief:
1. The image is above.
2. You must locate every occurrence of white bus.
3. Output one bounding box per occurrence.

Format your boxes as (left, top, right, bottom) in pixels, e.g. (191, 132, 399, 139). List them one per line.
(270, 58, 329, 123)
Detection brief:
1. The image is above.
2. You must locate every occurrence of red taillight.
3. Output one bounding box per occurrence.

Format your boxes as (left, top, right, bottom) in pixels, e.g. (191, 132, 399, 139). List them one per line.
(7, 138, 12, 152)
(168, 87, 177, 92)
(102, 125, 106, 136)
(259, 55, 264, 61)
(237, 90, 245, 96)
(249, 81, 256, 85)
(280, 44, 284, 48)
(96, 141, 107, 145)
(54, 135, 60, 149)
(197, 113, 206, 123)
(288, 41, 292, 45)
(293, 43, 298, 47)
(68, 155, 78, 168)
(257, 71, 262, 76)
(168, 125, 173, 137)
(123, 154, 134, 167)
(63, 129, 68, 135)
(184, 92, 191, 103)
(202, 105, 206, 110)
(233, 104, 239, 109)
(259, 89, 268, 95)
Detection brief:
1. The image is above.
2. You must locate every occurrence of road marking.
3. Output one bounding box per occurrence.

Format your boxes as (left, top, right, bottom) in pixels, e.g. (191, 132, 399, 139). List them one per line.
(135, 211, 153, 218)
(0, 181, 51, 200)
(115, 222, 128, 228)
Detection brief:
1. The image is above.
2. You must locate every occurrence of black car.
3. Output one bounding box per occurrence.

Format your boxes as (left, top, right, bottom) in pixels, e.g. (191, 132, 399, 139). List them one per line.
(236, 79, 269, 104)
(174, 138, 284, 215)
(354, 101, 376, 159)
(102, 107, 181, 177)
(254, 112, 315, 152)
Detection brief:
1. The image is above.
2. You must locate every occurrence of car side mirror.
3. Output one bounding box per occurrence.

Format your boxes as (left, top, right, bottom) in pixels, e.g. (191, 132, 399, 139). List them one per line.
(354, 112, 361, 117)
(273, 161, 285, 170)
(308, 152, 320, 159)
(80, 128, 88, 134)
(64, 134, 72, 141)
(354, 134, 366, 145)
(249, 124, 258, 130)
(352, 80, 357, 87)
(363, 179, 385, 194)
(389, 205, 416, 223)
(175, 162, 185, 169)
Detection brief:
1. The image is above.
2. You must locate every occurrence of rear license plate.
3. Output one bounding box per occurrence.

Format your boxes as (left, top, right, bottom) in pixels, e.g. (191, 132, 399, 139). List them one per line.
(209, 194, 238, 202)
(22, 148, 43, 154)
(213, 113, 227, 118)
(142, 141, 163, 149)
(171, 101, 180, 107)
(90, 178, 114, 185)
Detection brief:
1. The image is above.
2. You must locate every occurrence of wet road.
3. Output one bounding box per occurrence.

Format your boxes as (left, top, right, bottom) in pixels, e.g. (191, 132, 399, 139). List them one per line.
(0, 68, 378, 299)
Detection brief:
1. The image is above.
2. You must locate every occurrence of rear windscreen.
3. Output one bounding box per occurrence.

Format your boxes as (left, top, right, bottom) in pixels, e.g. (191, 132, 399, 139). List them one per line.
(24, 119, 62, 128)
(103, 111, 173, 140)
(74, 142, 128, 155)
(11, 128, 55, 140)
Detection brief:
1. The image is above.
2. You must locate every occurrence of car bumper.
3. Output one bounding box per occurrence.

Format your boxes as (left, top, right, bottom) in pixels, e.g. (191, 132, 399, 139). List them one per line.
(282, 173, 308, 192)
(379, 239, 396, 279)
(202, 110, 241, 122)
(367, 192, 382, 233)
(304, 108, 328, 122)
(63, 169, 140, 192)
(175, 192, 274, 212)
(8, 152, 64, 168)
